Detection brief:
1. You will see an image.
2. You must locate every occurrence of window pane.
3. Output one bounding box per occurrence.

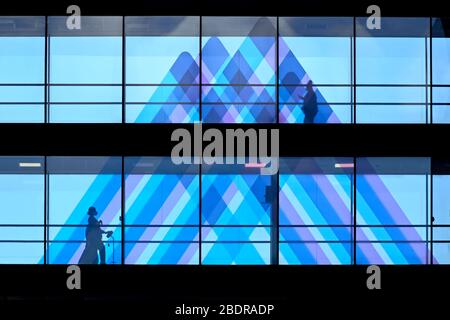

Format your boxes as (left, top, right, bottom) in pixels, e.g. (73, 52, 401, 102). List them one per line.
(48, 16, 122, 123)
(356, 18, 429, 123)
(201, 163, 275, 264)
(47, 157, 122, 264)
(125, 17, 199, 123)
(202, 17, 276, 123)
(124, 157, 199, 264)
(0, 156, 44, 264)
(279, 157, 353, 264)
(431, 160, 450, 264)
(279, 17, 352, 123)
(0, 17, 45, 122)
(356, 157, 431, 264)
(432, 18, 450, 122)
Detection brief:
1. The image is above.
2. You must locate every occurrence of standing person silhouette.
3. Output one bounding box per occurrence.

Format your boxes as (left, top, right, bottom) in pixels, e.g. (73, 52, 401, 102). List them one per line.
(298, 80, 318, 124)
(78, 206, 112, 264)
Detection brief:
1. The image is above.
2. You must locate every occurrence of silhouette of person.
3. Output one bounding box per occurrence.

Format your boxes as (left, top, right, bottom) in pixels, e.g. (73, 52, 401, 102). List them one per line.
(298, 80, 318, 124)
(78, 207, 112, 264)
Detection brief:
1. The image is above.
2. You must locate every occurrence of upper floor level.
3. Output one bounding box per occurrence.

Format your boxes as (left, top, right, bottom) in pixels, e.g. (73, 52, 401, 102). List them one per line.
(1, 16, 450, 124)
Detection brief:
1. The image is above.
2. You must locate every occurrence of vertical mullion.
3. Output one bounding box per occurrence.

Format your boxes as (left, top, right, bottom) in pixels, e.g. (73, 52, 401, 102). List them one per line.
(430, 17, 433, 124)
(430, 16, 434, 264)
(273, 171, 279, 265)
(199, 15, 203, 266)
(199, 16, 203, 124)
(43, 16, 48, 263)
(45, 158, 50, 264)
(353, 156, 357, 265)
(352, 16, 357, 263)
(276, 16, 279, 124)
(199, 164, 202, 266)
(350, 22, 353, 123)
(275, 16, 280, 265)
(426, 172, 429, 264)
(121, 155, 125, 265)
(44, 16, 48, 124)
(430, 162, 434, 265)
(122, 16, 126, 124)
(353, 16, 356, 124)
(43, 156, 47, 264)
(121, 17, 126, 265)
(425, 36, 429, 123)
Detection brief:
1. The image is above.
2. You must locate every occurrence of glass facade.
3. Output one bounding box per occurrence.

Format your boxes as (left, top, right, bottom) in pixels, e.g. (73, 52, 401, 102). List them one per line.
(0, 157, 45, 263)
(124, 157, 199, 264)
(355, 18, 430, 123)
(0, 156, 449, 265)
(46, 157, 122, 264)
(1, 16, 450, 266)
(202, 163, 275, 264)
(125, 17, 200, 123)
(202, 17, 276, 123)
(0, 17, 45, 122)
(279, 17, 353, 123)
(1, 16, 449, 123)
(48, 17, 123, 123)
(356, 158, 431, 264)
(432, 18, 450, 123)
(279, 157, 353, 264)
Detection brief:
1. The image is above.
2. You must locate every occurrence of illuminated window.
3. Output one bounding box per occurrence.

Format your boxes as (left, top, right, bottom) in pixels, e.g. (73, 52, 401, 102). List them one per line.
(0, 157, 44, 263)
(201, 163, 276, 264)
(279, 17, 353, 123)
(47, 157, 122, 264)
(356, 18, 430, 123)
(125, 17, 200, 123)
(0, 17, 45, 123)
(431, 18, 450, 123)
(202, 17, 277, 123)
(356, 157, 431, 264)
(279, 157, 353, 264)
(48, 16, 122, 123)
(124, 157, 199, 264)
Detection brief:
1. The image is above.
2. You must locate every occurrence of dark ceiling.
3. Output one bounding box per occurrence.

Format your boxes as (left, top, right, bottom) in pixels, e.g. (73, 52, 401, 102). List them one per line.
(1, 0, 448, 17)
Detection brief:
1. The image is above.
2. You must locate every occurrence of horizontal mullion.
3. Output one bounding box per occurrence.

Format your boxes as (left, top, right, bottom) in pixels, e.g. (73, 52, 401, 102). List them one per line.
(49, 83, 122, 86)
(0, 102, 44, 105)
(201, 102, 275, 105)
(0, 240, 445, 244)
(126, 83, 199, 87)
(0, 240, 44, 243)
(0, 224, 442, 227)
(125, 102, 276, 106)
(202, 83, 275, 87)
(48, 102, 122, 105)
(356, 102, 428, 105)
(0, 84, 44, 87)
(1, 84, 448, 87)
(126, 102, 198, 105)
(282, 102, 351, 105)
(282, 240, 430, 243)
(281, 84, 351, 87)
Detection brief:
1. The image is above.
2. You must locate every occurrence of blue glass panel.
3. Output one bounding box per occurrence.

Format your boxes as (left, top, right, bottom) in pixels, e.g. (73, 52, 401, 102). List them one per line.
(125, 17, 200, 124)
(0, 36, 44, 84)
(356, 157, 430, 265)
(124, 171, 199, 265)
(47, 173, 122, 264)
(279, 172, 352, 265)
(49, 31, 122, 123)
(201, 173, 272, 264)
(201, 16, 276, 123)
(0, 156, 44, 264)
